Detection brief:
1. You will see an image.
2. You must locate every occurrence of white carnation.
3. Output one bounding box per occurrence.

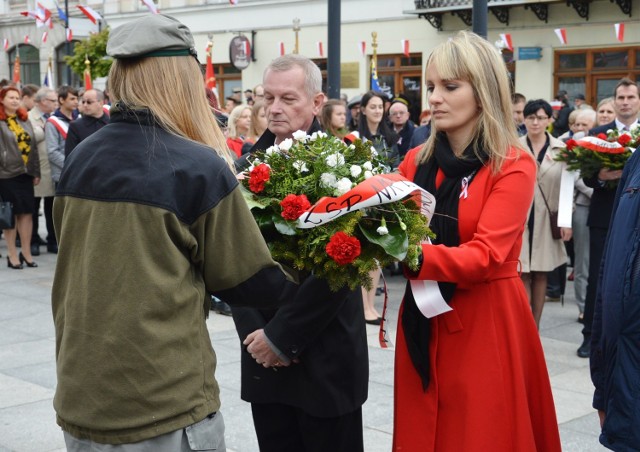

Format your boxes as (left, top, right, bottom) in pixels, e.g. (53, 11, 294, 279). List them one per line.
(370, 147, 378, 157)
(309, 132, 319, 142)
(325, 153, 345, 168)
(335, 177, 353, 195)
(278, 138, 293, 151)
(376, 226, 389, 235)
(320, 172, 337, 188)
(265, 146, 277, 156)
(317, 131, 328, 138)
(606, 129, 614, 135)
(363, 161, 373, 170)
(364, 170, 373, 179)
(350, 165, 362, 178)
(293, 160, 309, 173)
(292, 130, 308, 141)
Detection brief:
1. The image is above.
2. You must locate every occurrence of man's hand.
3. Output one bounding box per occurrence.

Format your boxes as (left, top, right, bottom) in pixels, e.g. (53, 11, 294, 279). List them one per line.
(561, 227, 572, 242)
(598, 168, 623, 181)
(33, 177, 40, 186)
(244, 329, 288, 368)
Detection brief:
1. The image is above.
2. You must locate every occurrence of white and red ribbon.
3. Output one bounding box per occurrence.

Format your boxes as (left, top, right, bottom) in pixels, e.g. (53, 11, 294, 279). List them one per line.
(66, 28, 73, 42)
(359, 41, 366, 57)
(3, 38, 9, 51)
(41, 31, 48, 43)
(296, 173, 435, 229)
(141, 0, 159, 14)
(317, 41, 324, 58)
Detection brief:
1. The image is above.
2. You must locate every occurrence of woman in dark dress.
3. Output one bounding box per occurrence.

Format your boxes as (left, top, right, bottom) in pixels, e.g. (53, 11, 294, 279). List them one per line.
(0, 86, 40, 269)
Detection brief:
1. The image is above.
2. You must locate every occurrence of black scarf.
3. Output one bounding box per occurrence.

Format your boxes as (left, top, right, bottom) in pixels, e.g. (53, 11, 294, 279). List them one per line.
(401, 132, 489, 390)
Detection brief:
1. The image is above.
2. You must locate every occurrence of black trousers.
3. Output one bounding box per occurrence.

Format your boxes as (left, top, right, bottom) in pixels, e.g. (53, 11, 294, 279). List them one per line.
(251, 403, 363, 452)
(32, 196, 55, 245)
(583, 227, 608, 338)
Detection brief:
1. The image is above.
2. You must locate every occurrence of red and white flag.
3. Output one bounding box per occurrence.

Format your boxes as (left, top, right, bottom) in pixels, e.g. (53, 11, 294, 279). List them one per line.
(20, 10, 44, 21)
(278, 42, 285, 56)
(401, 39, 410, 57)
(36, 2, 53, 28)
(41, 31, 48, 43)
(317, 41, 324, 58)
(614, 23, 624, 42)
(141, 0, 159, 14)
(554, 28, 567, 45)
(24, 35, 30, 44)
(359, 41, 366, 57)
(229, 0, 238, 4)
(3, 39, 9, 51)
(499, 33, 513, 52)
(66, 28, 73, 42)
(77, 5, 102, 24)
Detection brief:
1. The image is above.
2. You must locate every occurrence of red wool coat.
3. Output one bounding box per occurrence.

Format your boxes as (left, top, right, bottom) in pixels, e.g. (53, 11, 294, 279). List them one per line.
(393, 147, 561, 452)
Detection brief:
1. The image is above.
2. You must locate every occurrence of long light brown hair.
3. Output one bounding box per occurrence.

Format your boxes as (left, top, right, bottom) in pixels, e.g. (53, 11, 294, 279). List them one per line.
(418, 31, 523, 173)
(108, 56, 234, 167)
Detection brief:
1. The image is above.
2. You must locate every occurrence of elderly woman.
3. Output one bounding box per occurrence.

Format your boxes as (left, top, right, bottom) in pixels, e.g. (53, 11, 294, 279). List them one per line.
(0, 86, 40, 269)
(519, 99, 572, 328)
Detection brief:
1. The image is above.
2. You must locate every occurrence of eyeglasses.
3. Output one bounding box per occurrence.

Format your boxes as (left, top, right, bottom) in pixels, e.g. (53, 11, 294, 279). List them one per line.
(525, 115, 549, 122)
(81, 100, 97, 105)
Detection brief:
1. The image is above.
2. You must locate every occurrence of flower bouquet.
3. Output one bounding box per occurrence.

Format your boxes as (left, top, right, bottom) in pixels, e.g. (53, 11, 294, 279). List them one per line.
(556, 127, 638, 189)
(241, 131, 434, 291)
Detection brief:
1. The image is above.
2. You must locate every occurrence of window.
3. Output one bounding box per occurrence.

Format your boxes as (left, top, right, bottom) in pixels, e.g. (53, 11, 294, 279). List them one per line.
(375, 54, 422, 123)
(200, 63, 241, 108)
(56, 42, 80, 88)
(555, 46, 640, 105)
(8, 45, 40, 86)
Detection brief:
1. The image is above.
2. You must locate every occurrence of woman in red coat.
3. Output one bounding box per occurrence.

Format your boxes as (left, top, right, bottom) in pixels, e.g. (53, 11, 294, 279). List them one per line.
(393, 31, 561, 451)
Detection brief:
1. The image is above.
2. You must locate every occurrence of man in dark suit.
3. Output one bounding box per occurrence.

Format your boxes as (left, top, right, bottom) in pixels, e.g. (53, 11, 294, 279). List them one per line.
(231, 54, 369, 452)
(65, 89, 109, 156)
(578, 78, 639, 358)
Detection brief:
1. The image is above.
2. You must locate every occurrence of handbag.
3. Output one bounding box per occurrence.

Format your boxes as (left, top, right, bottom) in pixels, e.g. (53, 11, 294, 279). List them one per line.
(537, 184, 562, 240)
(0, 196, 14, 230)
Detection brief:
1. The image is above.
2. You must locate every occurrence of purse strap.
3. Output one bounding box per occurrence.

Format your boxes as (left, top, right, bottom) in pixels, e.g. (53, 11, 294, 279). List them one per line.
(537, 182, 554, 214)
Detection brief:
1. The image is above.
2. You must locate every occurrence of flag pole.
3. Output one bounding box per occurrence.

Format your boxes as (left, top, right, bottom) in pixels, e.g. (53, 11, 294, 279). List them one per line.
(64, 0, 71, 84)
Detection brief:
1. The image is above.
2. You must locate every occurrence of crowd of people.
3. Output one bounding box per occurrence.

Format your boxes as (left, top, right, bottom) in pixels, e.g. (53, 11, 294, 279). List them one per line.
(1, 12, 638, 452)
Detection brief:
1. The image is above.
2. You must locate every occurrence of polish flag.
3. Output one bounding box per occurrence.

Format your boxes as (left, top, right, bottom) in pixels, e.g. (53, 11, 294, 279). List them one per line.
(614, 23, 624, 42)
(141, 0, 159, 14)
(401, 39, 410, 57)
(359, 41, 366, 57)
(20, 10, 44, 21)
(77, 5, 102, 24)
(229, 0, 238, 4)
(499, 33, 513, 52)
(41, 31, 48, 43)
(278, 42, 285, 56)
(24, 35, 30, 44)
(3, 39, 9, 51)
(36, 2, 53, 28)
(317, 41, 324, 58)
(66, 28, 73, 42)
(554, 28, 567, 45)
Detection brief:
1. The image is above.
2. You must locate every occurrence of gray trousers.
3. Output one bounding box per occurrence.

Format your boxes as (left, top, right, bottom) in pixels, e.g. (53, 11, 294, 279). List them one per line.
(572, 204, 590, 313)
(64, 412, 225, 452)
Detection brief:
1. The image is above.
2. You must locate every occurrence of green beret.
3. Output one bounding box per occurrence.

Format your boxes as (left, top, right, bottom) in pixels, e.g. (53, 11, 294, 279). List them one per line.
(107, 14, 197, 59)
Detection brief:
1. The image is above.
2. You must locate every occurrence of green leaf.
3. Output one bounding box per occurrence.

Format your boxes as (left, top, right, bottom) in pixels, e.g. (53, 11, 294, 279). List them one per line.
(359, 219, 408, 260)
(272, 213, 297, 235)
(240, 185, 269, 210)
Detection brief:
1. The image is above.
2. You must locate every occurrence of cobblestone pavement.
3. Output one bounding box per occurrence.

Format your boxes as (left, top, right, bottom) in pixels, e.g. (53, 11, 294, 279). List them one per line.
(0, 244, 605, 451)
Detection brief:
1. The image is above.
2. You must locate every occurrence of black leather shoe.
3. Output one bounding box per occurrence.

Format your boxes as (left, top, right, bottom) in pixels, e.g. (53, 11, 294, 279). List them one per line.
(47, 243, 58, 254)
(30, 243, 40, 256)
(7, 257, 23, 269)
(365, 317, 381, 326)
(577, 338, 591, 358)
(19, 252, 38, 268)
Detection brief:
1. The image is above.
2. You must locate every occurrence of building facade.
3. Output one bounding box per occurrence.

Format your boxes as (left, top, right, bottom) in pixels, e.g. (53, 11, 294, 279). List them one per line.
(0, 0, 638, 110)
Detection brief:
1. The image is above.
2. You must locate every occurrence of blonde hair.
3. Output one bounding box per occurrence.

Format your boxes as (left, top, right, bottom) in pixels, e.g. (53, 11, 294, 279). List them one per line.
(228, 104, 251, 139)
(248, 100, 266, 141)
(418, 31, 523, 173)
(108, 56, 234, 168)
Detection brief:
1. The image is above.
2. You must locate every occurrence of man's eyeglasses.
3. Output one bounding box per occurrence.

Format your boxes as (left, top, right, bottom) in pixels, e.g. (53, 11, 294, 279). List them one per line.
(525, 115, 549, 122)
(81, 100, 97, 105)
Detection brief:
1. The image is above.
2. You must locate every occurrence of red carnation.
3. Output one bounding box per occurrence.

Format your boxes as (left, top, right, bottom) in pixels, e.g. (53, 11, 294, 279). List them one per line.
(597, 133, 608, 140)
(248, 164, 271, 193)
(280, 194, 311, 221)
(325, 231, 361, 265)
(565, 139, 577, 151)
(617, 134, 632, 146)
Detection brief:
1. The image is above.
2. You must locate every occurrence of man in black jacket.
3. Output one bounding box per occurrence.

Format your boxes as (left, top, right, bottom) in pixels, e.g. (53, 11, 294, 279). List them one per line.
(578, 78, 639, 358)
(231, 54, 369, 452)
(65, 89, 109, 156)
